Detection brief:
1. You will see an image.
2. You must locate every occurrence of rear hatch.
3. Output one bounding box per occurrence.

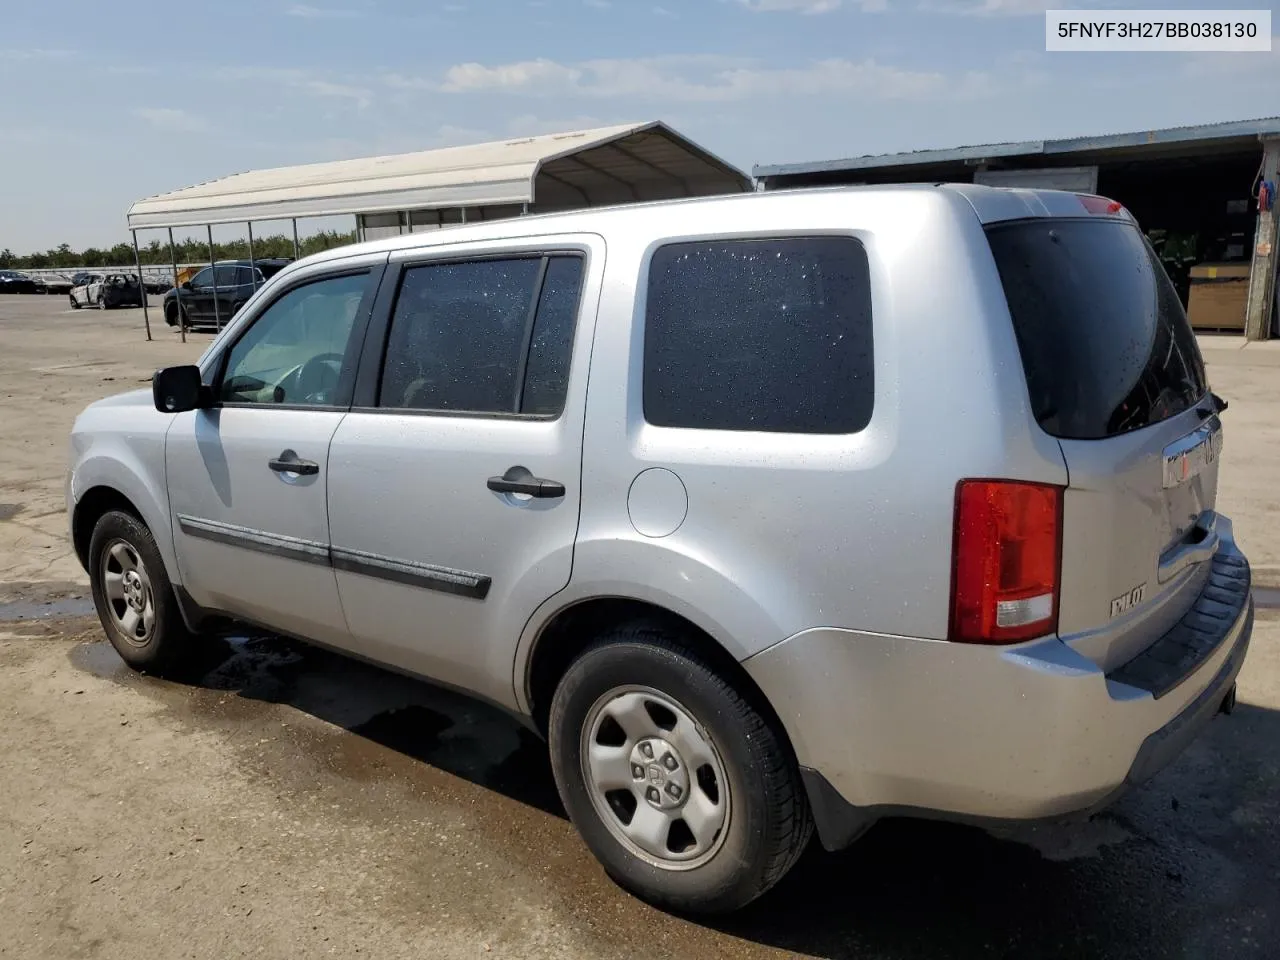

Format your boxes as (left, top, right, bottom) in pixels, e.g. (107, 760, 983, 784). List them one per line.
(986, 212, 1222, 671)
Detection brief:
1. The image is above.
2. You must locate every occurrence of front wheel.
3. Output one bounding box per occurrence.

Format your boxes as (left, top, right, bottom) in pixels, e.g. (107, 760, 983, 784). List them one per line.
(88, 510, 197, 674)
(69, 295, 80, 310)
(97, 294, 108, 310)
(548, 624, 813, 913)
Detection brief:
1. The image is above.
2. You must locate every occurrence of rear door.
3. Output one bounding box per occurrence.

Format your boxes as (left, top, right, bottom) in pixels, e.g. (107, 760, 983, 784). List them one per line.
(183, 267, 217, 324)
(325, 236, 601, 707)
(986, 214, 1219, 669)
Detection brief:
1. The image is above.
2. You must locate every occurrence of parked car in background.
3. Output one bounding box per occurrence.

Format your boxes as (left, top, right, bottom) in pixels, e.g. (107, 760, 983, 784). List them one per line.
(0, 270, 37, 294)
(67, 185, 1251, 914)
(70, 273, 145, 310)
(162, 259, 292, 328)
(34, 273, 74, 295)
(143, 277, 172, 295)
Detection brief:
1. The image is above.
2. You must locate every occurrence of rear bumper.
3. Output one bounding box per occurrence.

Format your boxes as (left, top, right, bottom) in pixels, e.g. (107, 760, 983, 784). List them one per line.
(744, 537, 1253, 851)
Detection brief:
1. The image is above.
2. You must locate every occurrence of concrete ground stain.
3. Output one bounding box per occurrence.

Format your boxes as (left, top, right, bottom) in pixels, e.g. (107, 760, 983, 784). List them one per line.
(55, 621, 1280, 960)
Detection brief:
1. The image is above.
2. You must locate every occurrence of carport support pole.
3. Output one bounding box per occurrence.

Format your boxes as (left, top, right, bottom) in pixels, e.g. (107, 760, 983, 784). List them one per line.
(292, 219, 300, 260)
(168, 228, 185, 344)
(247, 222, 257, 293)
(1245, 136, 1280, 340)
(131, 229, 151, 342)
(207, 225, 222, 333)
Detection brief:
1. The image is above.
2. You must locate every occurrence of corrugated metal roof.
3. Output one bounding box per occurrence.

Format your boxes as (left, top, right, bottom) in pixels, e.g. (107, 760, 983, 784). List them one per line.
(754, 116, 1280, 181)
(128, 121, 748, 229)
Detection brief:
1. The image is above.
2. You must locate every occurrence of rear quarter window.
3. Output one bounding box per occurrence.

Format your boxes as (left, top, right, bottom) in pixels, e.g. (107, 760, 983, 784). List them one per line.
(643, 236, 874, 435)
(986, 218, 1208, 440)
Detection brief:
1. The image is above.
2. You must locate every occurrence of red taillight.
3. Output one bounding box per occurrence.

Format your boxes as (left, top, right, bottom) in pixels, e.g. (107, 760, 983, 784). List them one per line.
(1077, 194, 1124, 216)
(949, 480, 1063, 645)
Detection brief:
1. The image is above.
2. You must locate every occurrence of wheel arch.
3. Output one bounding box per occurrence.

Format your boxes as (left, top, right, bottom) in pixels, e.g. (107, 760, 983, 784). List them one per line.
(522, 596, 796, 759)
(70, 455, 178, 586)
(72, 486, 144, 571)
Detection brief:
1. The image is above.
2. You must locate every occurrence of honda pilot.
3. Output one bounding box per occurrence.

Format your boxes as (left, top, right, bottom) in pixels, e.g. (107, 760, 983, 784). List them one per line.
(67, 185, 1252, 913)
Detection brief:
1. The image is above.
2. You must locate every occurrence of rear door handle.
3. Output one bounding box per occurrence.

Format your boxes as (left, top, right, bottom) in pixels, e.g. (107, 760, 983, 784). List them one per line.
(268, 450, 320, 476)
(487, 472, 565, 499)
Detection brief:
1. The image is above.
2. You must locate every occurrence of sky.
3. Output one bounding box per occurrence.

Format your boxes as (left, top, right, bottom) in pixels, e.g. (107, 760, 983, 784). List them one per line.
(1, 0, 1277, 251)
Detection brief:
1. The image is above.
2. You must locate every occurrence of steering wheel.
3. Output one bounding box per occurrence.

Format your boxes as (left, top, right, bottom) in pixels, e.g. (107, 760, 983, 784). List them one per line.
(293, 352, 344, 404)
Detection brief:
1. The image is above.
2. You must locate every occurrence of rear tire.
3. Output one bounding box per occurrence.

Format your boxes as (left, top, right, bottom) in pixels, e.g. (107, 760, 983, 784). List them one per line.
(69, 295, 79, 310)
(163, 301, 184, 327)
(548, 622, 813, 914)
(88, 510, 197, 674)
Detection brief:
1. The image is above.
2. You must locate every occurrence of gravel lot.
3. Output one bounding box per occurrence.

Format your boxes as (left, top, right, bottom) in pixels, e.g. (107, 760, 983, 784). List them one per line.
(1, 293, 1279, 959)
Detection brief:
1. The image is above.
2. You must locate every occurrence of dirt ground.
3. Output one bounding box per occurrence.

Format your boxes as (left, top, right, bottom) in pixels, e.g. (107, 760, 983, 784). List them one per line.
(2, 293, 1279, 959)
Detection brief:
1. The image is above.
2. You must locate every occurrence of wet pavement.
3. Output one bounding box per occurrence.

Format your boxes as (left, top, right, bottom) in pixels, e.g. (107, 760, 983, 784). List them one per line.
(5, 607, 1269, 959)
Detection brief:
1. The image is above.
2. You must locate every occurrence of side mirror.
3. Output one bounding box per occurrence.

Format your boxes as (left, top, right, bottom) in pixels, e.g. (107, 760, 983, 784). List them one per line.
(153, 365, 210, 413)
(181, 281, 193, 291)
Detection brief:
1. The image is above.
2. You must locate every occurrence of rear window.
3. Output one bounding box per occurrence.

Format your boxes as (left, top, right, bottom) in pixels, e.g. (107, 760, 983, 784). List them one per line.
(986, 218, 1208, 440)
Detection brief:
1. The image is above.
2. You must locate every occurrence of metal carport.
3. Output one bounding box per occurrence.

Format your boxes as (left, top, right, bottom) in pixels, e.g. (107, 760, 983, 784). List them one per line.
(126, 121, 750, 341)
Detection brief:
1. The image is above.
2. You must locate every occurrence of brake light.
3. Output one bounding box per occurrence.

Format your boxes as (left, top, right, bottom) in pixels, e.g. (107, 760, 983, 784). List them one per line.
(949, 480, 1063, 645)
(1077, 194, 1124, 216)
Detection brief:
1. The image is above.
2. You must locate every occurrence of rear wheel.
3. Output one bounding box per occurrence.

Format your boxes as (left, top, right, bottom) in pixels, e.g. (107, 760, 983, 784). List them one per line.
(97, 294, 108, 310)
(69, 294, 79, 310)
(88, 510, 197, 674)
(548, 623, 812, 913)
(164, 301, 181, 327)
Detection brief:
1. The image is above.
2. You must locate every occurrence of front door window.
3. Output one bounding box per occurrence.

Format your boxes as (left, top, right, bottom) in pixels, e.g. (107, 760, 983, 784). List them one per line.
(219, 272, 369, 406)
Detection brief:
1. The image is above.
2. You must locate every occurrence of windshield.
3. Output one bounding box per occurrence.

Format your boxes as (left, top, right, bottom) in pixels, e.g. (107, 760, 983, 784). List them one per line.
(986, 218, 1208, 440)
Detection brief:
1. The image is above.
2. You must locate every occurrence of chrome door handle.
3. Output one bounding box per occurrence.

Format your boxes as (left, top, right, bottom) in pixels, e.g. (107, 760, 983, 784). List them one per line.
(268, 450, 319, 476)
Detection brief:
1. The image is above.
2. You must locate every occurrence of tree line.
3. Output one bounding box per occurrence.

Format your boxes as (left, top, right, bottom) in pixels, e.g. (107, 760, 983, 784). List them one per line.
(0, 230, 357, 271)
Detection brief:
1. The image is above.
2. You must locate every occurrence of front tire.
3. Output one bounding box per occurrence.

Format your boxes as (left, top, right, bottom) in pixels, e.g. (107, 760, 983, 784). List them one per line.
(548, 623, 813, 913)
(88, 510, 195, 674)
(69, 295, 80, 310)
(97, 294, 108, 310)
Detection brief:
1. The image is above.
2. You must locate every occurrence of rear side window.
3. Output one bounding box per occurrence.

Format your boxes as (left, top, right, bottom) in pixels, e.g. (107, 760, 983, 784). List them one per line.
(643, 237, 874, 434)
(379, 255, 583, 415)
(986, 219, 1208, 440)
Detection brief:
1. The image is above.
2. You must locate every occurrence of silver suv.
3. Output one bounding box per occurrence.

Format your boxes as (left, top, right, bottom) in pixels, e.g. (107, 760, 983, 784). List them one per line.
(67, 185, 1253, 913)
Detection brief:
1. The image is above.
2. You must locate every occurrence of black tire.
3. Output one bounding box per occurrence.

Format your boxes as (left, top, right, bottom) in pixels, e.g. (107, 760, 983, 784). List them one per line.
(548, 623, 813, 913)
(69, 295, 80, 310)
(164, 300, 181, 327)
(97, 294, 109, 310)
(88, 509, 196, 674)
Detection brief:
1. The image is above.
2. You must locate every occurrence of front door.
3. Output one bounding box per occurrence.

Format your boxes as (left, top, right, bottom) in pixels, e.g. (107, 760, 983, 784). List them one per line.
(326, 239, 601, 707)
(166, 265, 382, 644)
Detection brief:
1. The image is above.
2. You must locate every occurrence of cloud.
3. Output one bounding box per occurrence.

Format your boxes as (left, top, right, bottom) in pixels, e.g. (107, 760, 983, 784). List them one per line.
(441, 58, 583, 93)
(737, 0, 886, 13)
(506, 114, 606, 136)
(0, 48, 75, 61)
(133, 108, 209, 133)
(925, 0, 1053, 14)
(653, 5, 680, 17)
(1184, 41, 1280, 78)
(285, 3, 361, 17)
(217, 66, 371, 108)
(299, 78, 373, 107)
(432, 54, 989, 102)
